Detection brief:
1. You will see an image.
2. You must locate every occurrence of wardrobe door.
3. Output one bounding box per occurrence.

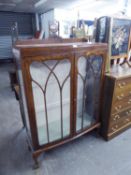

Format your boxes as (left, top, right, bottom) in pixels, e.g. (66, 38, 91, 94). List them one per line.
(75, 54, 103, 133)
(26, 57, 73, 147)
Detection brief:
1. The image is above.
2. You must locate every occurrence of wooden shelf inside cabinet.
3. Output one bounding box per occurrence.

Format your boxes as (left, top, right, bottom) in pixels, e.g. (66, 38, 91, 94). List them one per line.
(13, 39, 107, 167)
(101, 65, 131, 140)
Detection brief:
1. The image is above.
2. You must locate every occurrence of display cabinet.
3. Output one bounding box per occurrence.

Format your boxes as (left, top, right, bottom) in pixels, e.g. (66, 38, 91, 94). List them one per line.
(13, 40, 107, 168)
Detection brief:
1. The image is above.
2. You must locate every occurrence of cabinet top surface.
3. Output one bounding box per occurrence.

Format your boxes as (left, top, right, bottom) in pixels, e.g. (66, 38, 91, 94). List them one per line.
(106, 64, 131, 79)
(14, 39, 107, 49)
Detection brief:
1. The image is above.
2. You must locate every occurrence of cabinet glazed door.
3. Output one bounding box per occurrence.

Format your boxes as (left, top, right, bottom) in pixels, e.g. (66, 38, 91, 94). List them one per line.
(26, 56, 73, 147)
(75, 54, 104, 133)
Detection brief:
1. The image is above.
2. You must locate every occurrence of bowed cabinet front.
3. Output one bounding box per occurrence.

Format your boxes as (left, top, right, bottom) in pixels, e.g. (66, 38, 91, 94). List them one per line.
(13, 41, 107, 167)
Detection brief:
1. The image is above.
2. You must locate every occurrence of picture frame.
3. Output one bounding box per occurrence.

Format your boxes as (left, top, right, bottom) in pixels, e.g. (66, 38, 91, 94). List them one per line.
(95, 16, 131, 72)
(96, 16, 131, 59)
(111, 18, 131, 57)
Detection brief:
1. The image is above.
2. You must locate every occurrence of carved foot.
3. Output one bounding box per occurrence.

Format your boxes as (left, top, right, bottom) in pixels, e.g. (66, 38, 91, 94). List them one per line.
(33, 154, 40, 169)
(32, 150, 45, 169)
(33, 160, 39, 169)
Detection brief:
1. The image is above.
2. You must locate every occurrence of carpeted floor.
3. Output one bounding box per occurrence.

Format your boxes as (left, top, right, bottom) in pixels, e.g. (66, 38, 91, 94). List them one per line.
(0, 63, 131, 175)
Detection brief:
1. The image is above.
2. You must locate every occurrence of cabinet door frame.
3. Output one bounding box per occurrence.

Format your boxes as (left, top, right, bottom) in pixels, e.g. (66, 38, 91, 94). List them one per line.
(21, 52, 75, 150)
(74, 50, 107, 135)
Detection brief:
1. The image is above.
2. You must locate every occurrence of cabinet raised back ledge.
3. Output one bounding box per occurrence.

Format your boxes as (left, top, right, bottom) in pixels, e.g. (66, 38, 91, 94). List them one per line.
(13, 40, 107, 167)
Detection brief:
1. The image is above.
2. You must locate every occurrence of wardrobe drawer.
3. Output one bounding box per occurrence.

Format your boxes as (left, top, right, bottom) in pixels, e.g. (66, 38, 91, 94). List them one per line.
(111, 97, 131, 114)
(110, 108, 131, 122)
(114, 90, 131, 102)
(116, 77, 131, 89)
(115, 78, 131, 95)
(109, 116, 131, 133)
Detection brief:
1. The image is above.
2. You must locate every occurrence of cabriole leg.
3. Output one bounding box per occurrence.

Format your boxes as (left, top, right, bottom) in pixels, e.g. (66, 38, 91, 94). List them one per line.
(32, 154, 40, 169)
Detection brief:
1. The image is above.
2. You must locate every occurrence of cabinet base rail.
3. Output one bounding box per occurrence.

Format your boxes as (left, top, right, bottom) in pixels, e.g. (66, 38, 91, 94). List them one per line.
(26, 123, 100, 169)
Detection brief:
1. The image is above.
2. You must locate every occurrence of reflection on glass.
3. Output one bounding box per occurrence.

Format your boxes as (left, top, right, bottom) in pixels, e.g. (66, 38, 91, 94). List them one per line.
(76, 55, 102, 132)
(30, 59, 71, 145)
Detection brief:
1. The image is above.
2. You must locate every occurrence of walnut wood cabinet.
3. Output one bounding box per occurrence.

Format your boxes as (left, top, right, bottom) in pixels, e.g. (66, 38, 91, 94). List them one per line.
(101, 66, 131, 140)
(13, 40, 107, 167)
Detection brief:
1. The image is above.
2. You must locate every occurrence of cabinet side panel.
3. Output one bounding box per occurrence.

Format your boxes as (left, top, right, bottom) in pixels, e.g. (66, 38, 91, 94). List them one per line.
(15, 54, 32, 141)
(101, 76, 115, 139)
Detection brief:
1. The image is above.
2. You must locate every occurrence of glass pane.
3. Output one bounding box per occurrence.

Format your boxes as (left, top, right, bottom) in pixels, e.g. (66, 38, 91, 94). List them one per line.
(46, 74, 61, 142)
(76, 75, 83, 131)
(62, 77, 70, 137)
(76, 55, 103, 132)
(30, 59, 71, 145)
(17, 69, 31, 138)
(88, 55, 103, 103)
